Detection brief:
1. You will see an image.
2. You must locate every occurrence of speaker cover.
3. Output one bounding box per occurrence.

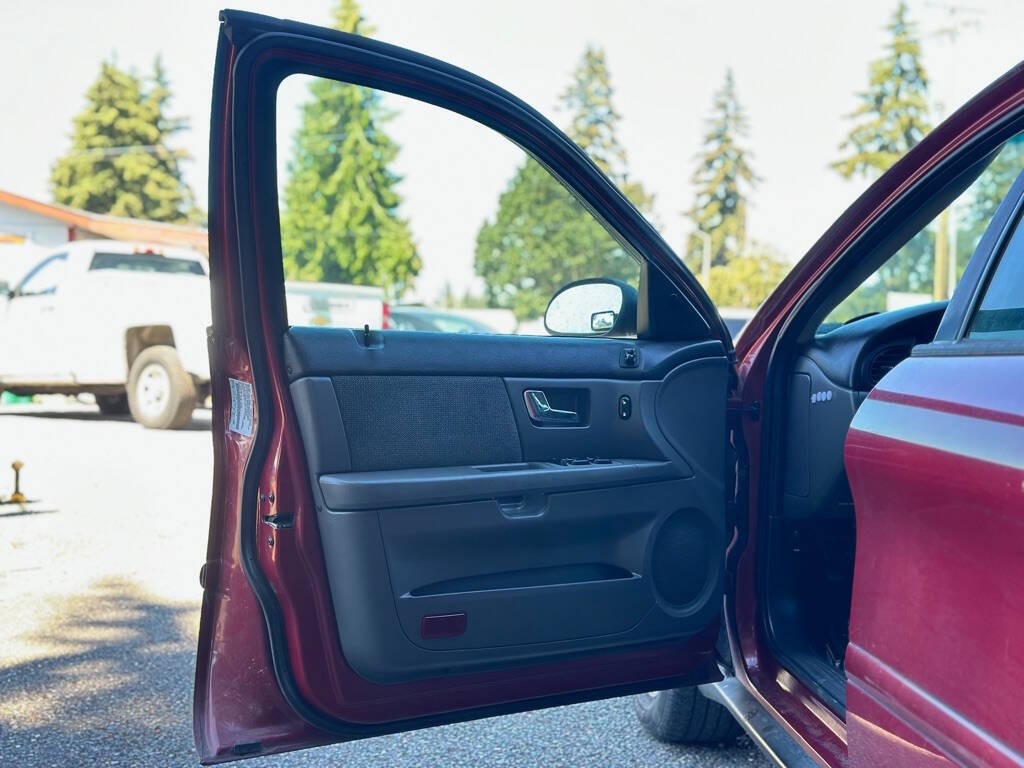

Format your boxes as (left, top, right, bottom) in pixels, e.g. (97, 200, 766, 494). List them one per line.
(650, 509, 715, 609)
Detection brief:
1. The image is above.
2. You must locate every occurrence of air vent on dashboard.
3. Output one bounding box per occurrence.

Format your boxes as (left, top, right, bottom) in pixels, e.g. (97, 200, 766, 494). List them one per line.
(866, 345, 911, 387)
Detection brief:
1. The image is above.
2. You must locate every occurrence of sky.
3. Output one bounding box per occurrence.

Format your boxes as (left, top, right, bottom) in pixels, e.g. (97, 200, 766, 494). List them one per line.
(3, 0, 1024, 302)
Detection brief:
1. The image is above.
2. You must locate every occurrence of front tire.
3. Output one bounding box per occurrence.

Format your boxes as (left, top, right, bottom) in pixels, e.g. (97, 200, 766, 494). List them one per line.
(634, 687, 742, 744)
(127, 345, 196, 429)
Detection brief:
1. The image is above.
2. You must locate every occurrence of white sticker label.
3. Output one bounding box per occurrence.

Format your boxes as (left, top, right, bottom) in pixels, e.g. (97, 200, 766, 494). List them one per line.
(228, 378, 254, 436)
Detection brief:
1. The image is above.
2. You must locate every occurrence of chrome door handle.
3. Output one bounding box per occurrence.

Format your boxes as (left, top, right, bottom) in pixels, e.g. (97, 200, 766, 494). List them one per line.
(523, 390, 579, 424)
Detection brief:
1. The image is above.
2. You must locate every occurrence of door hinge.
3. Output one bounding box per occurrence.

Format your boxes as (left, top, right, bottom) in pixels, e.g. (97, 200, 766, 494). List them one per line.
(727, 398, 760, 422)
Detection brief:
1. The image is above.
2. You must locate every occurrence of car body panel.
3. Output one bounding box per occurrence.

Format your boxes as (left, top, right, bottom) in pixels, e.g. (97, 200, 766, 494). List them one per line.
(845, 356, 1024, 767)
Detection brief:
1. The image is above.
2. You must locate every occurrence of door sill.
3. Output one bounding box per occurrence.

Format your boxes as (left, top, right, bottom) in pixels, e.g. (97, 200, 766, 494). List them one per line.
(699, 672, 819, 768)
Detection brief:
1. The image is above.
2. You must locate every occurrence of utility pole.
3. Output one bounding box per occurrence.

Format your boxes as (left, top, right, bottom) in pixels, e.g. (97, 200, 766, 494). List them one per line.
(691, 230, 713, 287)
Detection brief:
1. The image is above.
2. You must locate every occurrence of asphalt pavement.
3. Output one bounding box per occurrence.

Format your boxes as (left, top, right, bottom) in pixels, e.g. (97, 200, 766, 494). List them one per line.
(0, 402, 769, 767)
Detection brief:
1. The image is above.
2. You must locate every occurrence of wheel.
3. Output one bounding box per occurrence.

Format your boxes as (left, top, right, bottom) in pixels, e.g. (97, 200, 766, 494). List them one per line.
(634, 687, 742, 744)
(126, 345, 196, 429)
(95, 393, 130, 416)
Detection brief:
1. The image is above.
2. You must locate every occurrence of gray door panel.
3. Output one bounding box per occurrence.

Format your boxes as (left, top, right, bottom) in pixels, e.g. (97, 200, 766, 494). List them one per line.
(287, 330, 728, 684)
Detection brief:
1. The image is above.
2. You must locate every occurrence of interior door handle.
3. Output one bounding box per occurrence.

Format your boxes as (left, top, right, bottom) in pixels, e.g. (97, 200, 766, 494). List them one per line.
(523, 390, 579, 424)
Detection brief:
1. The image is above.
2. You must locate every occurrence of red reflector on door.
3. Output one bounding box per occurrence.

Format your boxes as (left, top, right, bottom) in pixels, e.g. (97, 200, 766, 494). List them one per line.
(420, 612, 467, 639)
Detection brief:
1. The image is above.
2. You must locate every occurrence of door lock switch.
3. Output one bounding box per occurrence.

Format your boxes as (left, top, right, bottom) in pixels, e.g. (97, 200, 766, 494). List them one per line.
(618, 395, 632, 420)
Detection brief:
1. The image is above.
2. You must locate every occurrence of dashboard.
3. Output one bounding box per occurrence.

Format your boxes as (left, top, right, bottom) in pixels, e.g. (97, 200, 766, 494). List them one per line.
(781, 301, 948, 520)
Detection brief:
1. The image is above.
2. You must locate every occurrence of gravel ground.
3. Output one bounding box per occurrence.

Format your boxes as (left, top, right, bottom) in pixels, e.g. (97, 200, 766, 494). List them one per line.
(0, 403, 769, 767)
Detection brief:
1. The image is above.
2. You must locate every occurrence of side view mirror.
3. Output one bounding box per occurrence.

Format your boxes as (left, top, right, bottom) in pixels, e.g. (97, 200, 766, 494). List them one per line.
(0, 281, 11, 299)
(544, 278, 638, 337)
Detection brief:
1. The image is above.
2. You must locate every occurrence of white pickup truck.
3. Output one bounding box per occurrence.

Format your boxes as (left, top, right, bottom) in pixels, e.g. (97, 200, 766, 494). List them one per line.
(0, 240, 386, 429)
(0, 241, 214, 429)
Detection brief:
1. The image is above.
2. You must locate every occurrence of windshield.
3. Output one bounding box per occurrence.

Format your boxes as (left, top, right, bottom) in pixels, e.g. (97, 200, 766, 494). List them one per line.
(89, 252, 206, 275)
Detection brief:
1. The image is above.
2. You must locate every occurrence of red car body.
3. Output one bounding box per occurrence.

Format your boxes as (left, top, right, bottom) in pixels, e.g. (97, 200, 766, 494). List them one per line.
(194, 10, 1024, 766)
(845, 356, 1024, 767)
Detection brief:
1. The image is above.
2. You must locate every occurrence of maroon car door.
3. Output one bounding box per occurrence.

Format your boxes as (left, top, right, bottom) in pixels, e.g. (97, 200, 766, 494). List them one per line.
(845, 169, 1024, 766)
(194, 10, 737, 763)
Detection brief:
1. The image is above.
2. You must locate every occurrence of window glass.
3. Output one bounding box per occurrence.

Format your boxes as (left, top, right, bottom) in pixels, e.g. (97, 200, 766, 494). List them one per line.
(276, 74, 640, 336)
(17, 253, 68, 296)
(968, 218, 1024, 340)
(821, 135, 1024, 330)
(89, 252, 206, 275)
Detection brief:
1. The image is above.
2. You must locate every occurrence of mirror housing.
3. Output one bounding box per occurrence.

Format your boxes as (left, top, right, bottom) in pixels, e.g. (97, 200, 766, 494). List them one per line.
(544, 278, 638, 337)
(0, 281, 10, 299)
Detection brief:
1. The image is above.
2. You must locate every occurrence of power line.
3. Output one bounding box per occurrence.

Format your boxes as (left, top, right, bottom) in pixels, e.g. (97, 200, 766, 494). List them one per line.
(61, 144, 190, 159)
(61, 132, 355, 160)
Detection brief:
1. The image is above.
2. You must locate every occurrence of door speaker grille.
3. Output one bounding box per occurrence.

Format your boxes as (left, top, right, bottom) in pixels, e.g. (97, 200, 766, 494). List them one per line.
(650, 509, 714, 609)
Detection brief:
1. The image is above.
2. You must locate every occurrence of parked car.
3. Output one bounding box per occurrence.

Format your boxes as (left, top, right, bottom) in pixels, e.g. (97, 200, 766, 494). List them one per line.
(284, 280, 386, 329)
(0, 240, 211, 429)
(388, 305, 495, 333)
(191, 12, 1023, 767)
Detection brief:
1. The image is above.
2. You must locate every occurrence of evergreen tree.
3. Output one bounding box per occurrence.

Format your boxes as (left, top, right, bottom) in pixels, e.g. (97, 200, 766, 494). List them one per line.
(279, 0, 419, 297)
(832, 1, 937, 305)
(50, 58, 197, 223)
(474, 46, 647, 320)
(832, 1, 931, 179)
(561, 46, 653, 211)
(685, 69, 759, 272)
(475, 159, 639, 320)
(562, 47, 625, 177)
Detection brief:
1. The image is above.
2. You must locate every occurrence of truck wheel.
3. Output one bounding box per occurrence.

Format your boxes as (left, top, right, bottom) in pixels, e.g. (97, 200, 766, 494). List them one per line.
(127, 345, 196, 429)
(634, 687, 742, 744)
(95, 393, 130, 416)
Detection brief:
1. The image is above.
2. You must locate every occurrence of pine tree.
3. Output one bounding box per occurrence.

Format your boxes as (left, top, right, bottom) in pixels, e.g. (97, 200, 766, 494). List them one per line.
(561, 46, 653, 211)
(562, 47, 626, 179)
(686, 69, 759, 272)
(474, 46, 647, 320)
(279, 0, 419, 297)
(475, 159, 639, 320)
(50, 58, 197, 223)
(833, 1, 931, 179)
(832, 1, 935, 303)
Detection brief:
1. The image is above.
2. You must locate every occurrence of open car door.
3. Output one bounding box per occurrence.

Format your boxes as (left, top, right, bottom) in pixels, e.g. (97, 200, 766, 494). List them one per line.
(195, 10, 737, 763)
